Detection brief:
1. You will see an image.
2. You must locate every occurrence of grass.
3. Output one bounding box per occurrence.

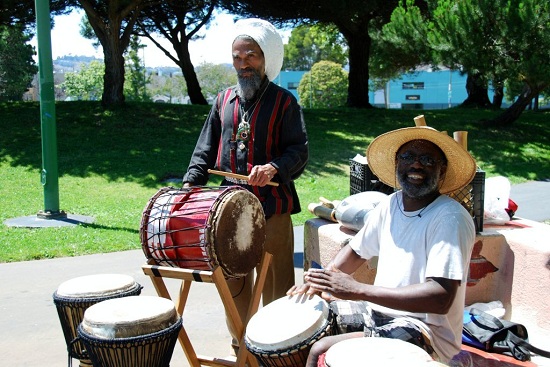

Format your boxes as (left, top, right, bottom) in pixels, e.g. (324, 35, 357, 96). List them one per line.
(1, 101, 549, 263)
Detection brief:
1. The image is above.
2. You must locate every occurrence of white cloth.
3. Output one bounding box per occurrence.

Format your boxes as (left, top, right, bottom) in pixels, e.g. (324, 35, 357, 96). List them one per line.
(348, 191, 475, 363)
(233, 18, 284, 81)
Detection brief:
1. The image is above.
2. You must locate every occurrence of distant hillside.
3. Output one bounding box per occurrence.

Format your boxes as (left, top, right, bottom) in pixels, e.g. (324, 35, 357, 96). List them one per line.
(52, 54, 183, 76)
(53, 55, 103, 72)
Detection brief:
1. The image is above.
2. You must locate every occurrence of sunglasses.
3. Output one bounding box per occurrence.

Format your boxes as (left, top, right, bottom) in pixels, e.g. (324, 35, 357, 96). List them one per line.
(397, 152, 444, 167)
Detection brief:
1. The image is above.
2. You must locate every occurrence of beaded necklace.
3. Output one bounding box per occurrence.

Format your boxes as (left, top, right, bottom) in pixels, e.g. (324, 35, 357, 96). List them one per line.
(236, 85, 269, 150)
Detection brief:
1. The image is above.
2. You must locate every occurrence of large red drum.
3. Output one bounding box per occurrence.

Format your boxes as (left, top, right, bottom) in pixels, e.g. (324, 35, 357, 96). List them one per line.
(140, 186, 266, 278)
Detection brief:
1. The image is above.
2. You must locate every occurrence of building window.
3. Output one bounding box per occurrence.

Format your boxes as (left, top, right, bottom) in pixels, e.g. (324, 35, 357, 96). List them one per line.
(402, 82, 424, 90)
(287, 82, 299, 90)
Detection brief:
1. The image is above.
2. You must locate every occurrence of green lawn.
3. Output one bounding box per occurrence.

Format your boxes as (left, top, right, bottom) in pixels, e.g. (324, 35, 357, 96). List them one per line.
(1, 101, 549, 262)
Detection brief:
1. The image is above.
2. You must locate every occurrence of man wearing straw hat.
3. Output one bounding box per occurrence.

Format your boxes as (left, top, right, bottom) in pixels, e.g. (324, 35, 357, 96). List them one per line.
(289, 126, 476, 365)
(182, 18, 308, 354)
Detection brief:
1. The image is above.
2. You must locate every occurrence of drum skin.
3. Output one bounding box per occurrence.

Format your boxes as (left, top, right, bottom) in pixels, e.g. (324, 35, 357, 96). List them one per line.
(245, 294, 335, 367)
(140, 186, 266, 278)
(324, 338, 438, 367)
(52, 274, 142, 362)
(77, 296, 182, 367)
(79, 296, 180, 339)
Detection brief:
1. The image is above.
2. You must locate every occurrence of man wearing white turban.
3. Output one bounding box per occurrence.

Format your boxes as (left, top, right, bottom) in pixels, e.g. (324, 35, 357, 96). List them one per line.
(183, 18, 309, 354)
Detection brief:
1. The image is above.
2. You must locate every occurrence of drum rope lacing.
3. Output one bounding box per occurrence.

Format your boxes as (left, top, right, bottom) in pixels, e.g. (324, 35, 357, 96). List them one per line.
(141, 186, 260, 278)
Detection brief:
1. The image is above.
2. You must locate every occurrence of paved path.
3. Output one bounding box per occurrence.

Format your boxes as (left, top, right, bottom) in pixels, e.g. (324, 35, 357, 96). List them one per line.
(1, 180, 548, 366)
(509, 180, 550, 222)
(0, 228, 304, 367)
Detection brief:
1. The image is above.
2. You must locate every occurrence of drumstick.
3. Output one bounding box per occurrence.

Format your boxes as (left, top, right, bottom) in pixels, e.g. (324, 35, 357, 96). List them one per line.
(208, 169, 279, 187)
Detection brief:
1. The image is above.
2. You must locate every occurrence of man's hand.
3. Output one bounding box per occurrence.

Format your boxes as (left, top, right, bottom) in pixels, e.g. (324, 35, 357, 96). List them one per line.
(305, 267, 363, 301)
(248, 164, 277, 187)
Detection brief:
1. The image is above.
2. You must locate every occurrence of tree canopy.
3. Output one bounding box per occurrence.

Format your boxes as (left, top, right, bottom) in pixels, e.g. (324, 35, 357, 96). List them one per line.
(219, 0, 419, 108)
(61, 60, 104, 100)
(0, 0, 71, 27)
(195, 62, 236, 100)
(298, 61, 348, 109)
(376, 0, 550, 126)
(283, 24, 347, 71)
(124, 35, 151, 101)
(0, 24, 37, 101)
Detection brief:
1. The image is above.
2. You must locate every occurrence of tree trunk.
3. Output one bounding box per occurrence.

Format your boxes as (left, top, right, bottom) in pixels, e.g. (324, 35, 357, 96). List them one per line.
(175, 38, 208, 105)
(492, 85, 504, 109)
(101, 41, 126, 109)
(79, 0, 145, 110)
(341, 28, 373, 108)
(484, 84, 538, 127)
(461, 73, 492, 108)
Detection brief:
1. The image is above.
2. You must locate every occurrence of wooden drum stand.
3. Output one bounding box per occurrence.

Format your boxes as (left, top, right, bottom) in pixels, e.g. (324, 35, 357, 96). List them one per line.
(142, 252, 272, 367)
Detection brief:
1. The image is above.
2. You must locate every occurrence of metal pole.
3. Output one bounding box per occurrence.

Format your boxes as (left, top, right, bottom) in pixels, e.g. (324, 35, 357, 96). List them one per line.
(34, 0, 65, 218)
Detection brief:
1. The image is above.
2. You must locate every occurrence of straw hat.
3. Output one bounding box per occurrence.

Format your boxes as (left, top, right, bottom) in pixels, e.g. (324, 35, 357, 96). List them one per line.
(233, 18, 284, 81)
(366, 126, 476, 194)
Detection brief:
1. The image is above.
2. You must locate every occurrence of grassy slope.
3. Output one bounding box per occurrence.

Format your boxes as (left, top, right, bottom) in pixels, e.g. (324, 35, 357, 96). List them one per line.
(1, 101, 548, 262)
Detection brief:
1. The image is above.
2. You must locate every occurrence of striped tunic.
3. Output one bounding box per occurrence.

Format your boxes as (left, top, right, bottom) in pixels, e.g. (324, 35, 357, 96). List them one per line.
(183, 80, 308, 217)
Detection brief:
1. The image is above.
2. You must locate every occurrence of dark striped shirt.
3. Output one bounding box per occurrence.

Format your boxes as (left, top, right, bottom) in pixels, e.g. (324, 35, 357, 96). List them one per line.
(183, 80, 309, 216)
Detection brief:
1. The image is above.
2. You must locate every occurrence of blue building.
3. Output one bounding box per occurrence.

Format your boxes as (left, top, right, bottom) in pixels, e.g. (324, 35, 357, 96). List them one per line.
(272, 71, 303, 101)
(274, 68, 503, 109)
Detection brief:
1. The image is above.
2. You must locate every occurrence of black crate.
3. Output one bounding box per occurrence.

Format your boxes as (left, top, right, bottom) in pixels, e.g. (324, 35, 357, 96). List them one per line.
(349, 159, 394, 195)
(449, 169, 485, 233)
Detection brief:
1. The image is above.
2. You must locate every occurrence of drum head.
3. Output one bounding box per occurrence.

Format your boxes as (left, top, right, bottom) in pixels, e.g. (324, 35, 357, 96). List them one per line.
(246, 294, 330, 351)
(80, 296, 180, 339)
(55, 274, 139, 298)
(325, 338, 434, 367)
(208, 188, 265, 278)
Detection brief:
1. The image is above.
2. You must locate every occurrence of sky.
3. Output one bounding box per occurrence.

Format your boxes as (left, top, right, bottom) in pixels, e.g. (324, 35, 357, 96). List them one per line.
(32, 10, 290, 68)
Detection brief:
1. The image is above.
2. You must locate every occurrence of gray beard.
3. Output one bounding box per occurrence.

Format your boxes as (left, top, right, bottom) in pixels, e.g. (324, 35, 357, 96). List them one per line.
(397, 170, 440, 199)
(236, 69, 262, 101)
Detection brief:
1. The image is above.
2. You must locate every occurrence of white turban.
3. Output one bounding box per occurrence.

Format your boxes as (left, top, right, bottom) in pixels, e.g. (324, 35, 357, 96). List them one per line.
(233, 18, 284, 81)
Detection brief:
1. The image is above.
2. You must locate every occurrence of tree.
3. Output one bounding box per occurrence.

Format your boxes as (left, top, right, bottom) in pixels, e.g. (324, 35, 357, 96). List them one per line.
(135, 0, 217, 105)
(0, 24, 38, 101)
(219, 0, 421, 108)
(375, 0, 550, 125)
(124, 35, 151, 101)
(75, 0, 158, 109)
(283, 24, 347, 71)
(0, 0, 71, 28)
(432, 0, 550, 125)
(148, 72, 188, 103)
(297, 61, 348, 109)
(61, 60, 104, 100)
(195, 62, 236, 100)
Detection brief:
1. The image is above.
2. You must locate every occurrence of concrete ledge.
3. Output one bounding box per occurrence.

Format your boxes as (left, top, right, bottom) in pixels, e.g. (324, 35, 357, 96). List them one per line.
(304, 217, 550, 366)
(304, 217, 376, 284)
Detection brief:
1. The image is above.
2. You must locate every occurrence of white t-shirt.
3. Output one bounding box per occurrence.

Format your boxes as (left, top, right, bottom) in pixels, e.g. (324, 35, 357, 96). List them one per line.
(348, 191, 475, 362)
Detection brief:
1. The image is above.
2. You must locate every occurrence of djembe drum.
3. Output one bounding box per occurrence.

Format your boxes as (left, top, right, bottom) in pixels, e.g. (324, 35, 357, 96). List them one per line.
(245, 294, 335, 367)
(77, 296, 182, 367)
(140, 186, 265, 278)
(53, 274, 142, 367)
(323, 338, 445, 367)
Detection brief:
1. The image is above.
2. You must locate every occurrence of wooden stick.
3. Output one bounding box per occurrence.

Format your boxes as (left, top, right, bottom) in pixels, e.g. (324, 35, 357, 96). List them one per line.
(414, 115, 427, 126)
(453, 131, 468, 150)
(208, 169, 279, 187)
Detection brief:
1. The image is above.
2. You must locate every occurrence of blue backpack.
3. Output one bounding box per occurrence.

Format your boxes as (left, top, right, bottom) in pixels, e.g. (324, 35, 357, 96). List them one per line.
(462, 308, 550, 361)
